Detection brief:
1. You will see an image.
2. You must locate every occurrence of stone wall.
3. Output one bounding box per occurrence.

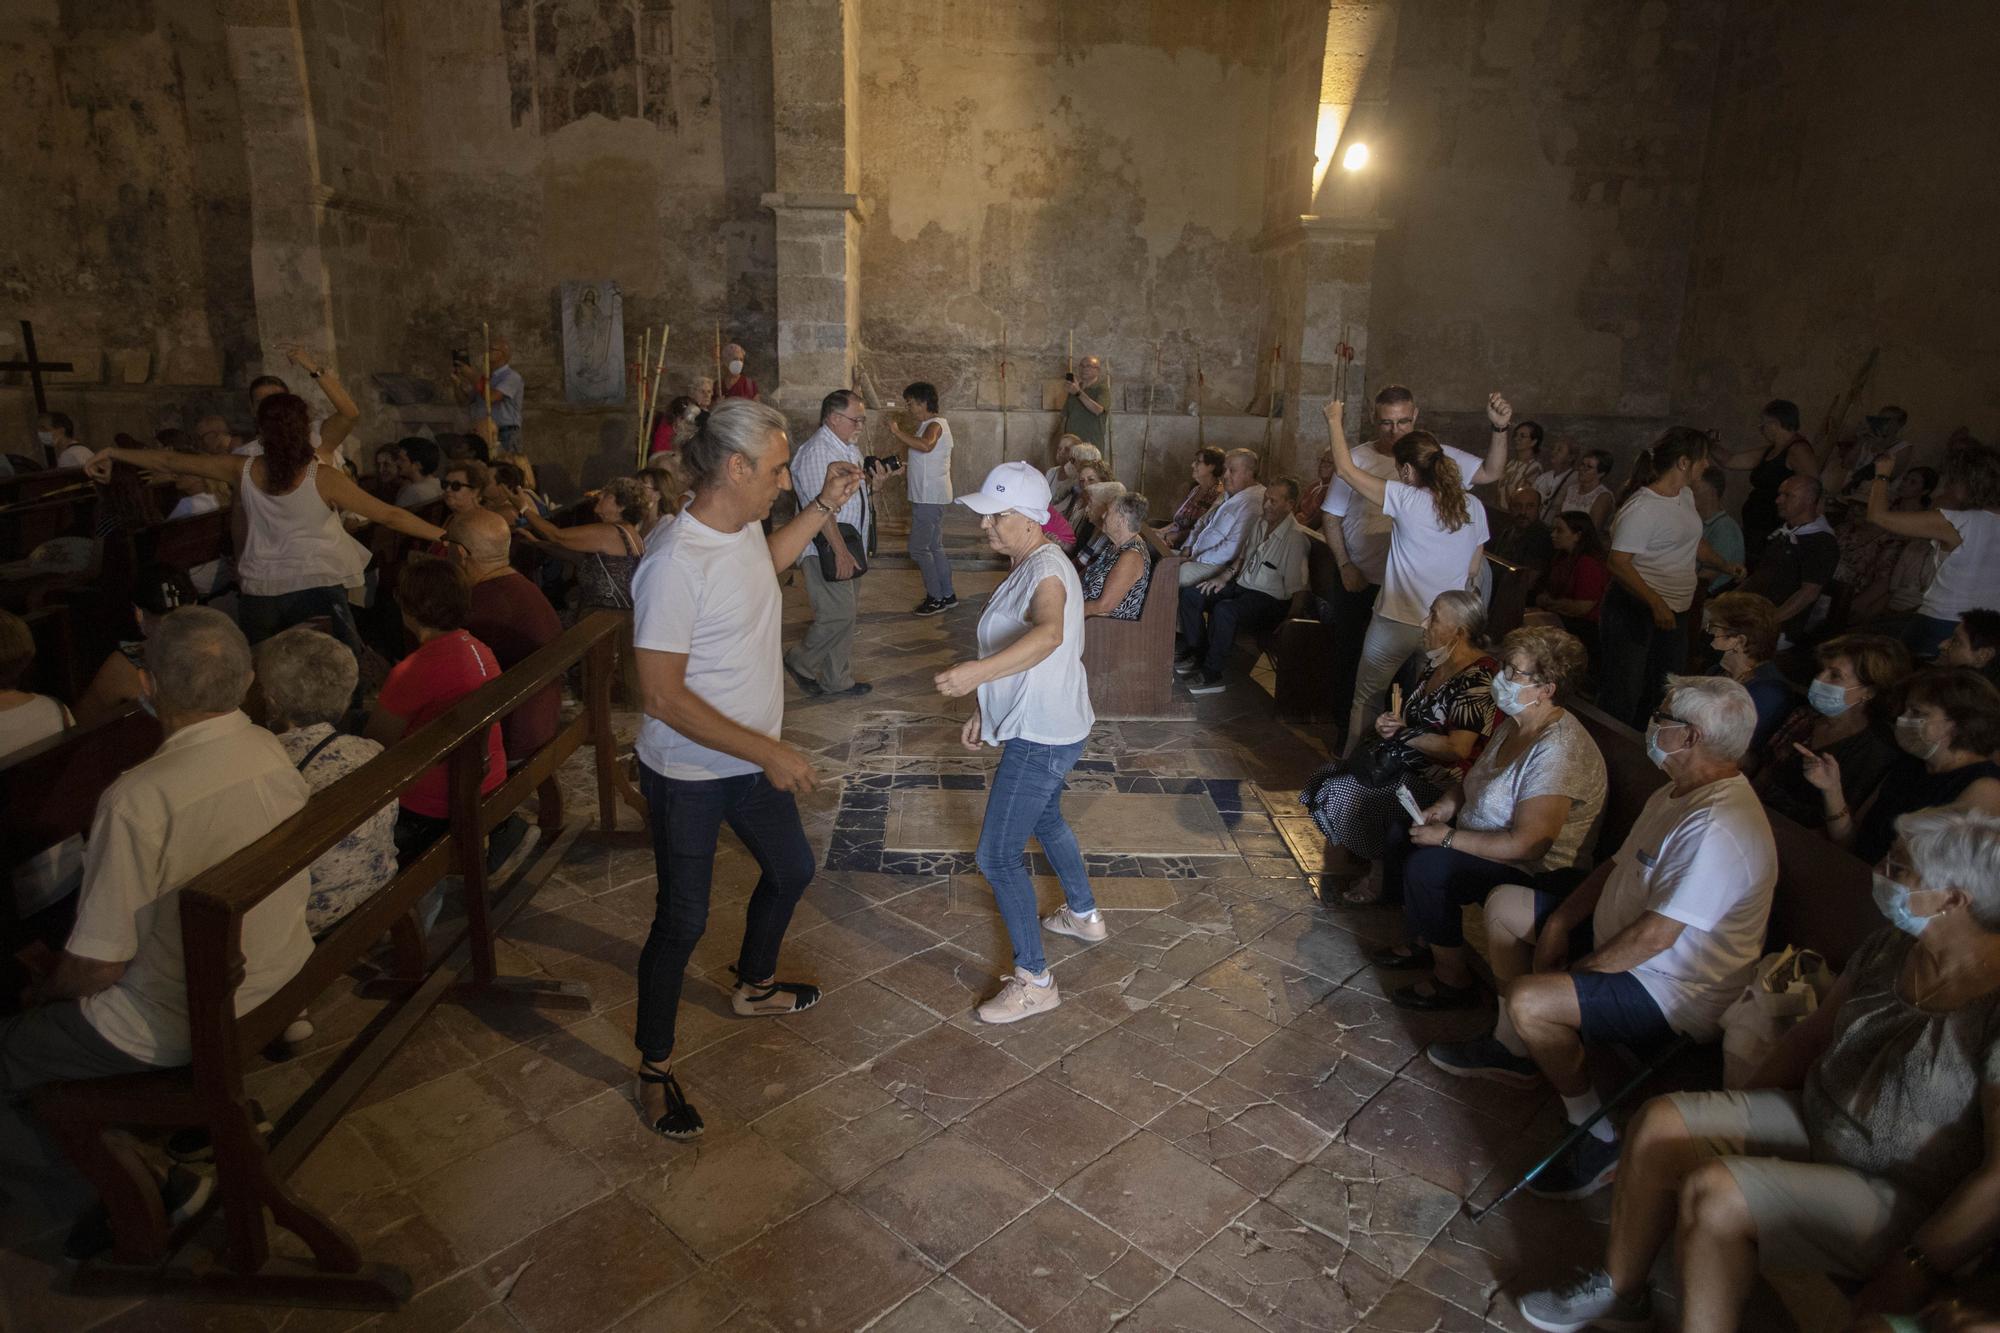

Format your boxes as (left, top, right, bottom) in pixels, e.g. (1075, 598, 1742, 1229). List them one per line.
(851, 0, 1281, 483)
(1362, 0, 1725, 445)
(1671, 0, 2000, 454)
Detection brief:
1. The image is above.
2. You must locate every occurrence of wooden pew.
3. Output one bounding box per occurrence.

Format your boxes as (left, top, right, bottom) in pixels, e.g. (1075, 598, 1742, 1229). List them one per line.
(32, 611, 631, 1308)
(1487, 551, 1532, 639)
(1083, 555, 1183, 718)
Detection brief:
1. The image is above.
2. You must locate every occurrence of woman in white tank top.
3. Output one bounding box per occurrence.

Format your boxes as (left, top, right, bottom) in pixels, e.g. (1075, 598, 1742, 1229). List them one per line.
(86, 393, 445, 654)
(935, 463, 1100, 1027)
(1860, 438, 2000, 657)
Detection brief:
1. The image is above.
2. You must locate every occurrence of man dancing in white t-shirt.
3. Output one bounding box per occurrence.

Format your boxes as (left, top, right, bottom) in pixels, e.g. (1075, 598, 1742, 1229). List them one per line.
(626, 399, 862, 1140)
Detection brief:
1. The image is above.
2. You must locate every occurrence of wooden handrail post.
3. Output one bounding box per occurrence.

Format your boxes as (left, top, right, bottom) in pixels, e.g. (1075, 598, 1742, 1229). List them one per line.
(587, 634, 618, 833)
(447, 737, 496, 987)
(179, 893, 270, 1274)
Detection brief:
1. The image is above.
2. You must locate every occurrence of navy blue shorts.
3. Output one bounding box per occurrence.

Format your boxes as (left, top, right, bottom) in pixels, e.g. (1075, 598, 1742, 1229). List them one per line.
(1532, 891, 1677, 1050)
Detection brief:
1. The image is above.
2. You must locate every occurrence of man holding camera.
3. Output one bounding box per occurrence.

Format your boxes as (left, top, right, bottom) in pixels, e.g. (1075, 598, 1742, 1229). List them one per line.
(1061, 354, 1112, 452)
(783, 390, 873, 699)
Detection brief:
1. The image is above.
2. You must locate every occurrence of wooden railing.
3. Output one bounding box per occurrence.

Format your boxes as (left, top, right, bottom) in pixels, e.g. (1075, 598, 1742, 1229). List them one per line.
(35, 610, 636, 1309)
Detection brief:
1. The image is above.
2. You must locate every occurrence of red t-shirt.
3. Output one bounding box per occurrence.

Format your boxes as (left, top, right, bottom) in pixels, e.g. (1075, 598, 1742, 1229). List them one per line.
(378, 630, 508, 817)
(466, 574, 564, 762)
(1548, 552, 1611, 622)
(720, 375, 760, 401)
(649, 416, 676, 454)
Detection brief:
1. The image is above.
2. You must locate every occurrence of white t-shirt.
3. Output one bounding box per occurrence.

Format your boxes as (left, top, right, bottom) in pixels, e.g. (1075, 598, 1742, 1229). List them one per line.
(1319, 444, 1398, 585)
(57, 443, 94, 469)
(1920, 509, 2000, 623)
(1552, 479, 1612, 518)
(976, 543, 1094, 747)
(1376, 481, 1489, 626)
(69, 711, 313, 1065)
(1592, 773, 1776, 1040)
(1457, 710, 1606, 873)
(905, 417, 954, 505)
(1609, 485, 1702, 613)
(630, 511, 783, 780)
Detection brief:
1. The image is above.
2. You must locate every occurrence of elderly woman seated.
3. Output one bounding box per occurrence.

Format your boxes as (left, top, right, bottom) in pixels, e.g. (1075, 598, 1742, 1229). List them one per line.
(1519, 808, 2000, 1333)
(1367, 626, 1608, 1012)
(1081, 491, 1153, 621)
(1300, 589, 1500, 905)
(1704, 589, 1795, 761)
(256, 627, 397, 937)
(1752, 632, 1912, 831)
(1071, 479, 1127, 566)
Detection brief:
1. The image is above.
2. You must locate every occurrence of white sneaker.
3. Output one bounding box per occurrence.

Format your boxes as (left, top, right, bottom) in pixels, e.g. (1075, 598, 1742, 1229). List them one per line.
(1042, 906, 1107, 943)
(976, 969, 1062, 1025)
(283, 1014, 315, 1044)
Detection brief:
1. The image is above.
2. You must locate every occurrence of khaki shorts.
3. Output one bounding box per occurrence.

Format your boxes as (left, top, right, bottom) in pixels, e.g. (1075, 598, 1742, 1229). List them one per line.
(1668, 1089, 1921, 1279)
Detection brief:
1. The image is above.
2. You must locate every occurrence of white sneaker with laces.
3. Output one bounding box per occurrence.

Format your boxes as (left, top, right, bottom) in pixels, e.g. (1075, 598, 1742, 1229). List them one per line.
(1042, 906, 1107, 943)
(976, 968, 1062, 1025)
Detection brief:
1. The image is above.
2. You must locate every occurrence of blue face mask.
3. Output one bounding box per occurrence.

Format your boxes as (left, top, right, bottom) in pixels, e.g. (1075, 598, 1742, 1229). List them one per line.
(1645, 721, 1684, 771)
(1872, 873, 1932, 936)
(1808, 678, 1854, 718)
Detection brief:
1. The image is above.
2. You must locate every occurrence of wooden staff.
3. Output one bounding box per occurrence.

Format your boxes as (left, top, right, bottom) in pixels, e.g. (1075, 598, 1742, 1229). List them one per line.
(1137, 342, 1159, 500)
(712, 322, 723, 394)
(999, 320, 1010, 457)
(1259, 339, 1282, 471)
(1051, 326, 1073, 451)
(1103, 355, 1115, 477)
(1195, 353, 1206, 448)
(634, 326, 652, 463)
(1335, 324, 1357, 438)
(481, 321, 493, 427)
(640, 324, 670, 465)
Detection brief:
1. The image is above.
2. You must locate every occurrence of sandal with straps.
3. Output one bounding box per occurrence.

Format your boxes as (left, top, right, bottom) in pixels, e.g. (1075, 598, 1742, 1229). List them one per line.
(728, 966, 823, 1018)
(634, 1065, 705, 1140)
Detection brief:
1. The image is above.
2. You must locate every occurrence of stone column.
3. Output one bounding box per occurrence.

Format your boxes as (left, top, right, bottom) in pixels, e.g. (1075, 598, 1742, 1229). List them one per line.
(221, 0, 339, 378)
(1287, 215, 1392, 468)
(763, 0, 864, 415)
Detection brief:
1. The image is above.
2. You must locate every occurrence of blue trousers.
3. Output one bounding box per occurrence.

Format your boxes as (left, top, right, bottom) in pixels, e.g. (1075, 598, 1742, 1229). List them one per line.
(908, 503, 955, 602)
(635, 764, 815, 1060)
(975, 739, 1096, 974)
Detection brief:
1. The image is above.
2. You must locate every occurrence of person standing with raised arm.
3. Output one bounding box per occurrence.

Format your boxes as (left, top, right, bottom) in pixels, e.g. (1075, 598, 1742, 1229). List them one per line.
(625, 399, 862, 1141)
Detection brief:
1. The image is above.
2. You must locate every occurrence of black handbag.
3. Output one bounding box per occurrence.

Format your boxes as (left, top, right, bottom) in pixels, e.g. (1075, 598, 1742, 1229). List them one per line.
(812, 522, 868, 582)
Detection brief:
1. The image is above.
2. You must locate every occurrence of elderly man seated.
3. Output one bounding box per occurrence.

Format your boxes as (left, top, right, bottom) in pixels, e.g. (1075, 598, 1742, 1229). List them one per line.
(1520, 808, 2000, 1333)
(0, 608, 312, 1252)
(1147, 446, 1265, 590)
(1425, 675, 1777, 1201)
(1174, 477, 1310, 695)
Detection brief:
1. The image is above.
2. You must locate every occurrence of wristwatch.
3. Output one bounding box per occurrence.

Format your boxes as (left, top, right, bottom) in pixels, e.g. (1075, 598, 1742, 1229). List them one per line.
(1441, 829, 1456, 849)
(811, 498, 835, 516)
(1902, 1243, 1941, 1283)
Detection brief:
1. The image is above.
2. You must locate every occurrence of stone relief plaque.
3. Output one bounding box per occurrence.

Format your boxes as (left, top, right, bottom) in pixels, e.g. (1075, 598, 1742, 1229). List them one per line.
(560, 279, 625, 405)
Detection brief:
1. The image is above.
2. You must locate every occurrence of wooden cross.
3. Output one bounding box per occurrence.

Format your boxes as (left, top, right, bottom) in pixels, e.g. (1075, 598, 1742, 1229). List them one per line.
(0, 320, 73, 414)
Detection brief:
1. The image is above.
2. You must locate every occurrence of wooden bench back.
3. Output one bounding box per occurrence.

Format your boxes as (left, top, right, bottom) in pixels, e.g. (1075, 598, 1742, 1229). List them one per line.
(1569, 698, 1875, 968)
(1, 705, 162, 911)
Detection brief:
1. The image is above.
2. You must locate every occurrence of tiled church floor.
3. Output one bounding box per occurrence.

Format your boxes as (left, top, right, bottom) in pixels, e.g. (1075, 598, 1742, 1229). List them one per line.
(9, 568, 1755, 1333)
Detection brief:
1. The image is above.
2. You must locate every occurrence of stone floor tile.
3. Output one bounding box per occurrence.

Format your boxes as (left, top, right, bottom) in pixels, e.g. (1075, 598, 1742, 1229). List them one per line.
(404, 1121, 609, 1265)
(1112, 1278, 1269, 1332)
(1044, 1025, 1210, 1125)
(1179, 1198, 1396, 1333)
(674, 1025, 846, 1122)
(1394, 1040, 1553, 1126)
(1352, 1282, 1492, 1332)
(623, 1128, 830, 1260)
(868, 1022, 1033, 1123)
(873, 941, 999, 1019)
(482, 1011, 641, 1125)
(1288, 983, 1488, 1076)
(1341, 1076, 1530, 1197)
(948, 1196, 1165, 1330)
(947, 976, 1131, 1072)
(788, 903, 942, 981)
(1057, 1131, 1254, 1268)
(850, 1126, 1047, 1264)
(546, 1086, 704, 1185)
(1048, 939, 1184, 1011)
(1218, 1028, 1397, 1135)
(480, 1191, 699, 1333)
(775, 977, 940, 1065)
(1119, 982, 1282, 1073)
(1267, 1140, 1462, 1280)
(712, 1196, 930, 1332)
(867, 1276, 1017, 1332)
(322, 1188, 466, 1294)
(958, 1072, 1138, 1190)
(1246, 909, 1377, 988)
(288, 1120, 399, 1219)
(609, 1272, 751, 1331)
(1190, 948, 1338, 1025)
(1149, 1072, 1333, 1195)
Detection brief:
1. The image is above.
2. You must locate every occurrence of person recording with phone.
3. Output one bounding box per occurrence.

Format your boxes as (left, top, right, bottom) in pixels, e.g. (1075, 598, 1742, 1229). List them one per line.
(1059, 354, 1111, 452)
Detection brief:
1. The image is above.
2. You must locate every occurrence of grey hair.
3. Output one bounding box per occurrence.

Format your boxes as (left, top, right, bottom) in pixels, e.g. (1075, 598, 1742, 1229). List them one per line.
(681, 398, 789, 491)
(1661, 672, 1758, 762)
(1068, 442, 1103, 467)
(146, 607, 253, 715)
(255, 627, 358, 728)
(1224, 447, 1260, 478)
(1896, 808, 2000, 930)
(1083, 480, 1126, 510)
(1428, 588, 1489, 647)
(1107, 491, 1150, 531)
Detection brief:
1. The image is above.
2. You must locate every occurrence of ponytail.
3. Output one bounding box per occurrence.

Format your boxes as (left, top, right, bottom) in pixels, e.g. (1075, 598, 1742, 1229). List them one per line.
(1621, 428, 1708, 501)
(1393, 431, 1470, 532)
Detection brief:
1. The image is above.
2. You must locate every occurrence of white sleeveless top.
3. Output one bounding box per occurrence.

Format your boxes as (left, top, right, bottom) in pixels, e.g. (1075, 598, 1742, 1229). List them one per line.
(976, 542, 1094, 747)
(1921, 509, 2000, 622)
(906, 416, 954, 505)
(236, 461, 371, 596)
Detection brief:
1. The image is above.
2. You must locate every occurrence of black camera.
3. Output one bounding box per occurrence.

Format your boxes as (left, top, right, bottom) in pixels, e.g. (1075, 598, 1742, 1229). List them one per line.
(863, 455, 904, 476)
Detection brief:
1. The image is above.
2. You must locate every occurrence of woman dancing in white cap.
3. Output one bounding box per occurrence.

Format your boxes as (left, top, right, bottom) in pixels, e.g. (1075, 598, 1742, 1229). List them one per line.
(936, 461, 1105, 1024)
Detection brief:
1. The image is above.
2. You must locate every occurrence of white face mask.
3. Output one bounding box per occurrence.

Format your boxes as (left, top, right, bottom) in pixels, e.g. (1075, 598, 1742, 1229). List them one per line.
(35, 430, 54, 446)
(1895, 712, 1943, 761)
(1491, 669, 1536, 717)
(1423, 645, 1450, 669)
(726, 359, 745, 375)
(1645, 720, 1688, 770)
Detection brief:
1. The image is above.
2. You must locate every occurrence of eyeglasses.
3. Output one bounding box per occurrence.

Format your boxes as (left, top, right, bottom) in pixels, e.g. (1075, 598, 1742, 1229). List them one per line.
(441, 480, 474, 493)
(832, 411, 865, 427)
(1648, 710, 1690, 729)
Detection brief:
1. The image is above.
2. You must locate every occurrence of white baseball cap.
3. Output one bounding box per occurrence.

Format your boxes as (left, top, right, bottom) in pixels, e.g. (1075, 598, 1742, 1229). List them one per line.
(955, 461, 1052, 525)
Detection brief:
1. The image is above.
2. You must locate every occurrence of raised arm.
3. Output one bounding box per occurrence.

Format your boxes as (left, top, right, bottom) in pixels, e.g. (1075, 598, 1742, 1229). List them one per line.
(287, 346, 359, 454)
(1867, 467, 1965, 545)
(84, 447, 240, 486)
(318, 465, 445, 542)
(892, 420, 943, 454)
(766, 461, 863, 572)
(1322, 399, 1387, 507)
(1470, 392, 1511, 486)
(517, 506, 628, 556)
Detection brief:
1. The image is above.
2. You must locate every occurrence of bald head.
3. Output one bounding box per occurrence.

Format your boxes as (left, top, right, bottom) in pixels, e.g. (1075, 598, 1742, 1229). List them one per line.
(448, 507, 514, 571)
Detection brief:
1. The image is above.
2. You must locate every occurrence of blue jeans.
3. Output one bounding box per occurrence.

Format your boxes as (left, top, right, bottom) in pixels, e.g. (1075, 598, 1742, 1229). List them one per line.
(975, 738, 1096, 975)
(908, 502, 955, 602)
(1597, 581, 1689, 729)
(237, 583, 363, 656)
(497, 424, 522, 452)
(635, 763, 816, 1060)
